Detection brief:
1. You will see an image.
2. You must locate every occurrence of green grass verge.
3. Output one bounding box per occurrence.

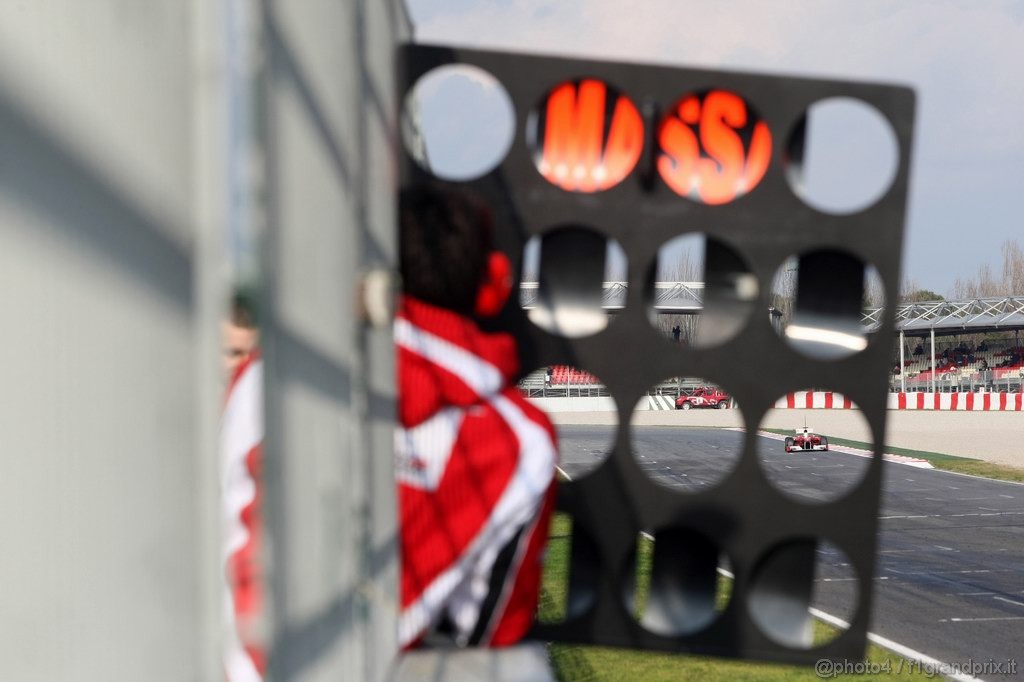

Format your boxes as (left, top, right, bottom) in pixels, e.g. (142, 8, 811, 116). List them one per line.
(762, 428, 1024, 483)
(539, 514, 925, 681)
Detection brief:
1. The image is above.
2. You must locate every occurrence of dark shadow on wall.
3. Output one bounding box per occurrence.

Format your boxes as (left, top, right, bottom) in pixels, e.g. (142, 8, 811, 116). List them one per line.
(0, 87, 192, 311)
(263, 0, 396, 266)
(265, 13, 354, 190)
(260, 3, 401, 679)
(272, 532, 398, 679)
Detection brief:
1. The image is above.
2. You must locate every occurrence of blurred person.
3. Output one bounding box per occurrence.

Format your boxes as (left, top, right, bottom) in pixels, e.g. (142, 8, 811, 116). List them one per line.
(221, 294, 265, 681)
(396, 185, 558, 649)
(223, 293, 260, 376)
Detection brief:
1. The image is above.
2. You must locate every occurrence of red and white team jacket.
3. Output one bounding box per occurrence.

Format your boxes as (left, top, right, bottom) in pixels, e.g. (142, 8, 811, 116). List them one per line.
(221, 353, 266, 682)
(396, 296, 558, 649)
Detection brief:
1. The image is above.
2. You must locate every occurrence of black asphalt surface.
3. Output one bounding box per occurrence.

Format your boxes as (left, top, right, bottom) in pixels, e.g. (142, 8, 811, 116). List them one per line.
(558, 425, 1024, 680)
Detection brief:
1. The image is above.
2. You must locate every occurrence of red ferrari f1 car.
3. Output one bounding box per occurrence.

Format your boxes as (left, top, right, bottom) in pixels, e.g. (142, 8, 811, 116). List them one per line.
(675, 386, 731, 410)
(784, 426, 829, 453)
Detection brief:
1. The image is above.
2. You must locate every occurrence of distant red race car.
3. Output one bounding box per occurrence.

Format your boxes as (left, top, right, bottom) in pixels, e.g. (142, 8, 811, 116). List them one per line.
(784, 426, 829, 452)
(675, 386, 731, 410)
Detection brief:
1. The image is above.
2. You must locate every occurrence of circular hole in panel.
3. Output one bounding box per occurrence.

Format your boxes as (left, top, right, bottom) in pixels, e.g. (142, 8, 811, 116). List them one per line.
(623, 527, 731, 636)
(402, 64, 515, 181)
(536, 511, 601, 625)
(527, 79, 644, 193)
(523, 364, 616, 479)
(646, 233, 759, 349)
(520, 227, 627, 338)
(770, 250, 885, 360)
(657, 90, 772, 205)
(749, 538, 858, 649)
(630, 377, 743, 494)
(756, 393, 873, 504)
(785, 97, 899, 214)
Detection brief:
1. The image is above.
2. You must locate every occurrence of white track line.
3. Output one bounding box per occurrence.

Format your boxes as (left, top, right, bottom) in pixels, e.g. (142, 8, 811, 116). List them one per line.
(758, 430, 1024, 488)
(941, 616, 1024, 623)
(915, 466, 1024, 488)
(755, 430, 935, 469)
(992, 596, 1024, 608)
(809, 609, 986, 682)
(557, 462, 985, 681)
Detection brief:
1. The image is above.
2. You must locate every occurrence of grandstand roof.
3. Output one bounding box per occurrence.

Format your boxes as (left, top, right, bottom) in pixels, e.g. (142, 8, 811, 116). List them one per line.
(520, 283, 1024, 336)
(869, 296, 1024, 336)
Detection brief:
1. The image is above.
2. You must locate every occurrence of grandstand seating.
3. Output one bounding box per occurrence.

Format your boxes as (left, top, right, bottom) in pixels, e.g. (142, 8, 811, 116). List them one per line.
(897, 341, 1023, 384)
(550, 365, 600, 385)
(518, 365, 610, 398)
(519, 366, 601, 386)
(519, 367, 716, 400)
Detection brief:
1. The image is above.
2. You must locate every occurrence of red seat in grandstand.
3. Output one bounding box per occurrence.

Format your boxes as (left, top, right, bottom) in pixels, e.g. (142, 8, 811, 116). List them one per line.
(549, 365, 600, 385)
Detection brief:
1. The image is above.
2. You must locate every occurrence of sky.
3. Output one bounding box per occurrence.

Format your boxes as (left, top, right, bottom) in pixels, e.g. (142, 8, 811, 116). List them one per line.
(404, 0, 1024, 298)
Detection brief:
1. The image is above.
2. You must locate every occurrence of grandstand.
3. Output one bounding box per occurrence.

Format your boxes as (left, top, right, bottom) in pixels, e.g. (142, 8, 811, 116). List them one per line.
(519, 366, 724, 400)
(880, 295, 1024, 393)
(894, 339, 1023, 392)
(520, 367, 609, 398)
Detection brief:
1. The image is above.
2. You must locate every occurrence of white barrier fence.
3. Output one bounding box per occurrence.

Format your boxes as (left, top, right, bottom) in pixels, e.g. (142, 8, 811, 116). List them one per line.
(529, 397, 619, 412)
(775, 391, 1024, 411)
(529, 392, 1024, 413)
(888, 392, 1024, 411)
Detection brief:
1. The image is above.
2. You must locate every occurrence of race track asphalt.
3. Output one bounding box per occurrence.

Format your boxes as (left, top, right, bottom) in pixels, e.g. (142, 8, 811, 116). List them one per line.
(557, 425, 1024, 680)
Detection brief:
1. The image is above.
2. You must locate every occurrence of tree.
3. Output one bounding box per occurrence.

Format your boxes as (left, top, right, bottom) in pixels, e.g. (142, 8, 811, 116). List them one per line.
(769, 256, 798, 323)
(1002, 240, 1024, 295)
(900, 288, 944, 303)
(951, 240, 1024, 299)
(896, 276, 941, 303)
(653, 236, 702, 345)
(940, 240, 1024, 352)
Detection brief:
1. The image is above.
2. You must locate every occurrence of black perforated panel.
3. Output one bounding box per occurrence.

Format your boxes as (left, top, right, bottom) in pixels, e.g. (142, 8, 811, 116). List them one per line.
(399, 43, 915, 666)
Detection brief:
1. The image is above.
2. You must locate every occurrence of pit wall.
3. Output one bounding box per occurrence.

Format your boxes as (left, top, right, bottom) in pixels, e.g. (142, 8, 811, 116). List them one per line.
(528, 397, 619, 412)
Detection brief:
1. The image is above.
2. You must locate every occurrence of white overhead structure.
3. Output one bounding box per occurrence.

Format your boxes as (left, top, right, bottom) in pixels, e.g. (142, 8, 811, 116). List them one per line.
(0, 2, 226, 679)
(882, 296, 1024, 335)
(524, 284, 1024, 337)
(649, 281, 706, 312)
(520, 281, 703, 312)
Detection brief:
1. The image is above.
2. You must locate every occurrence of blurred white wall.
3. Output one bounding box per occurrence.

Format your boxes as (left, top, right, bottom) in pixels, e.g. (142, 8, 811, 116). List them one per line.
(260, 1, 405, 681)
(0, 1, 407, 680)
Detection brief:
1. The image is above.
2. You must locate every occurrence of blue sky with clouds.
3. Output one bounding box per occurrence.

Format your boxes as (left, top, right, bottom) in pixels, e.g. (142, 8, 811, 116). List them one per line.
(405, 0, 1024, 296)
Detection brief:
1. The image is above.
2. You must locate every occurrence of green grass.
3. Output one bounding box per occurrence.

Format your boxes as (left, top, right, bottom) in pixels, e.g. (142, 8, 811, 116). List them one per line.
(762, 428, 1024, 483)
(539, 514, 925, 681)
